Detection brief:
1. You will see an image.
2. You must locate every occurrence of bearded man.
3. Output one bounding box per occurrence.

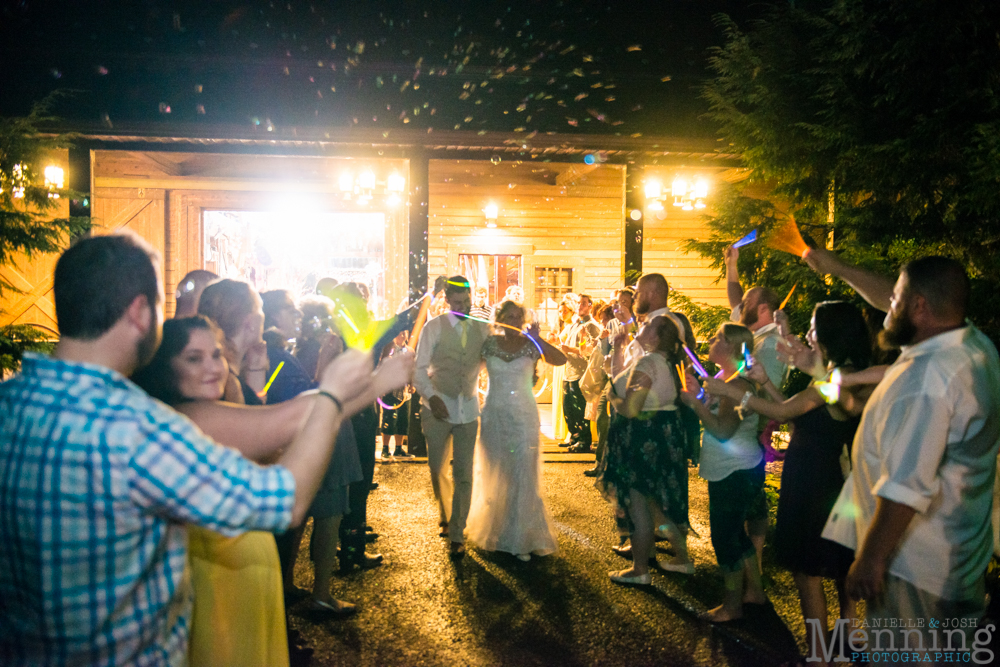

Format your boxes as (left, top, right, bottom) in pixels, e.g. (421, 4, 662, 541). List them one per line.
(806, 248, 1000, 661)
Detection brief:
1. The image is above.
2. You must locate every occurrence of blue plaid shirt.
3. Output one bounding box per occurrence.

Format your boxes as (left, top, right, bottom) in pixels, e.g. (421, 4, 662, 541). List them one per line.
(0, 354, 296, 666)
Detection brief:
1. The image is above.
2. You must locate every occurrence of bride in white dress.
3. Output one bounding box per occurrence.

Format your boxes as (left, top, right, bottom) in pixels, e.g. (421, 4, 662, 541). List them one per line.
(466, 300, 568, 561)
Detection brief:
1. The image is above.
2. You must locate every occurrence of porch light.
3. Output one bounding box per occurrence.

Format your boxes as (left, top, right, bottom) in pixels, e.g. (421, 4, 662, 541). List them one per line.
(483, 202, 499, 228)
(387, 173, 405, 193)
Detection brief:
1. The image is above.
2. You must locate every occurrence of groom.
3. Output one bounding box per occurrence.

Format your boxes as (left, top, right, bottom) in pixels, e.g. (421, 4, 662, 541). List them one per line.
(413, 276, 490, 558)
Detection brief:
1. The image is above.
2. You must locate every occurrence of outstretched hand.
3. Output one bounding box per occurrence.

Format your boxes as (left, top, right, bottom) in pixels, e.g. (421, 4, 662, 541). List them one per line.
(802, 246, 840, 276)
(703, 377, 740, 401)
(777, 336, 825, 378)
(524, 322, 541, 340)
(318, 349, 374, 405)
(724, 245, 739, 268)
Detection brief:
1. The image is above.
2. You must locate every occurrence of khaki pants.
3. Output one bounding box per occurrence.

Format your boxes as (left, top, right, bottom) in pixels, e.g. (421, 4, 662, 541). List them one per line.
(421, 407, 479, 543)
(862, 574, 986, 666)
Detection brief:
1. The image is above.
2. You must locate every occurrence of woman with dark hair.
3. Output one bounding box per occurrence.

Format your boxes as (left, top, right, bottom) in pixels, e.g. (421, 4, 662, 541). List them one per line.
(599, 314, 694, 583)
(197, 278, 269, 405)
(704, 301, 875, 657)
(465, 300, 567, 561)
(132, 316, 412, 664)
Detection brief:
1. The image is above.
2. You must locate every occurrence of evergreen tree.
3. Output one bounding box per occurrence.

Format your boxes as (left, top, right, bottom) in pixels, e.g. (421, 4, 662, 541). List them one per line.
(685, 0, 1000, 343)
(0, 99, 90, 372)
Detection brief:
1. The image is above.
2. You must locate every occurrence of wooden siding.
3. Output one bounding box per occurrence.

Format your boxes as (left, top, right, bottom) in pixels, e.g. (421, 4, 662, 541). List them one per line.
(427, 160, 626, 308)
(640, 166, 732, 307)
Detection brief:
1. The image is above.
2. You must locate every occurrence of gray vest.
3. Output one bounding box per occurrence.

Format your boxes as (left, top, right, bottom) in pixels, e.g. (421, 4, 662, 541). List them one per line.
(428, 317, 488, 398)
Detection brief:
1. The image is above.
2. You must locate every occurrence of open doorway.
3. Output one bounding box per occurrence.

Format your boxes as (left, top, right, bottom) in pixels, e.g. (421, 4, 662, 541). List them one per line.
(203, 209, 388, 316)
(459, 254, 521, 315)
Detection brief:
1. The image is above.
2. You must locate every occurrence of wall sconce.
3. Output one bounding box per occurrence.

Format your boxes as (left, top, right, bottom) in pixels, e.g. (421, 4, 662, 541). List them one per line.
(483, 202, 499, 228)
(44, 165, 65, 199)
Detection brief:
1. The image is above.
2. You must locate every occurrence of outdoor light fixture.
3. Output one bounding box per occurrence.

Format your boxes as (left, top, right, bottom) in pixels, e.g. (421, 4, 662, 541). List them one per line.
(644, 175, 710, 212)
(336, 169, 405, 205)
(44, 165, 64, 199)
(483, 202, 499, 227)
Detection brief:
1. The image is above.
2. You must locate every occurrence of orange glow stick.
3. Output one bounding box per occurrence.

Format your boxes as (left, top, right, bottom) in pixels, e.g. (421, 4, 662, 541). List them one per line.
(766, 216, 810, 258)
(726, 369, 741, 382)
(779, 283, 797, 310)
(676, 364, 687, 392)
(406, 295, 432, 352)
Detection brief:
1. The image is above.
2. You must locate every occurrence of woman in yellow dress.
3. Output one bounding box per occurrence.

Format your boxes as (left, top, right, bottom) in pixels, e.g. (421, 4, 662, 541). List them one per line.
(133, 311, 407, 665)
(548, 294, 578, 442)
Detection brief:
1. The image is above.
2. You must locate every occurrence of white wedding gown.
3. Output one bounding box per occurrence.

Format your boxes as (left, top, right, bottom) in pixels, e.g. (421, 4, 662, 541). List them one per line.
(466, 337, 559, 557)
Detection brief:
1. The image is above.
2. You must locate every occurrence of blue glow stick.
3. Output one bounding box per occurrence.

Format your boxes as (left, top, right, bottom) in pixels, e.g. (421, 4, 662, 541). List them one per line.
(742, 342, 753, 369)
(732, 229, 757, 249)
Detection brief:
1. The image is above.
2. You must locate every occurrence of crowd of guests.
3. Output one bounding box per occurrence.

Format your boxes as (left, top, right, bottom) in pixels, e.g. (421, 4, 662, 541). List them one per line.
(0, 229, 998, 667)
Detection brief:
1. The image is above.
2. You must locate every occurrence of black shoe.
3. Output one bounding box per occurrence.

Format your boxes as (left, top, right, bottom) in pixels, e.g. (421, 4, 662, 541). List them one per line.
(394, 450, 414, 459)
(356, 552, 384, 570)
(370, 482, 379, 491)
(583, 467, 599, 477)
(567, 443, 592, 454)
(365, 532, 379, 543)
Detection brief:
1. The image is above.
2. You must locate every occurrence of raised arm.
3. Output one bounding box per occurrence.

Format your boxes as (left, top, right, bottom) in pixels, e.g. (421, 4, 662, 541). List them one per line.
(679, 378, 750, 441)
(803, 247, 895, 312)
(724, 245, 744, 310)
(525, 323, 566, 366)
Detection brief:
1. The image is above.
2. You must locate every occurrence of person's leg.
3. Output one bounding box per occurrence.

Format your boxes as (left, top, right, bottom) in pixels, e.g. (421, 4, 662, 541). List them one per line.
(595, 394, 610, 460)
(653, 509, 692, 567)
(422, 406, 455, 527)
(448, 419, 480, 545)
(564, 380, 591, 450)
(794, 572, 829, 663)
(613, 489, 654, 578)
(277, 525, 306, 591)
(562, 380, 577, 445)
(706, 472, 756, 621)
(312, 515, 344, 604)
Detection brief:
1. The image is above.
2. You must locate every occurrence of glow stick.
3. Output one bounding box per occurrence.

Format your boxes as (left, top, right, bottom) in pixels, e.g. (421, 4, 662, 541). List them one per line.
(766, 216, 810, 258)
(816, 381, 840, 404)
(742, 342, 753, 369)
(779, 283, 797, 310)
(533, 378, 549, 398)
(449, 310, 545, 357)
(407, 294, 432, 352)
(831, 368, 842, 386)
(682, 344, 709, 378)
(261, 361, 284, 395)
(726, 366, 743, 382)
(732, 229, 757, 249)
(377, 395, 409, 410)
(676, 364, 687, 392)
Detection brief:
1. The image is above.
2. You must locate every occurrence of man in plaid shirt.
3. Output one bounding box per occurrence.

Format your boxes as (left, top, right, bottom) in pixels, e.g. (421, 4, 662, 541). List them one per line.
(0, 233, 391, 666)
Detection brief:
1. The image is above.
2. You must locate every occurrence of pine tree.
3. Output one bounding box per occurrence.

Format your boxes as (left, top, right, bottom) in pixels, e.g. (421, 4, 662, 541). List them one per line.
(0, 99, 90, 372)
(685, 0, 1000, 344)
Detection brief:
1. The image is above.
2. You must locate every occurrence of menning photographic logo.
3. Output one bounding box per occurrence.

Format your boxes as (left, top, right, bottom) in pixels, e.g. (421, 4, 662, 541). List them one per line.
(805, 619, 995, 664)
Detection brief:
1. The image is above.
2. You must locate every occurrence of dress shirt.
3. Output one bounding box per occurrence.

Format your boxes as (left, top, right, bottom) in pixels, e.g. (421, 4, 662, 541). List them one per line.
(750, 323, 788, 388)
(0, 354, 295, 666)
(413, 313, 483, 424)
(563, 315, 602, 381)
(822, 325, 1000, 600)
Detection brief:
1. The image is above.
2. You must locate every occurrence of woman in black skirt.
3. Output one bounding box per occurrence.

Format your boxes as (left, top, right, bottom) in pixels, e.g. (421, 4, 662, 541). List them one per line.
(598, 315, 692, 585)
(704, 301, 875, 654)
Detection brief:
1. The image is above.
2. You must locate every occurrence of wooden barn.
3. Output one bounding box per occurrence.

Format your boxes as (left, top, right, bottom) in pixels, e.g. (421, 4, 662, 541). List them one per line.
(0, 126, 740, 334)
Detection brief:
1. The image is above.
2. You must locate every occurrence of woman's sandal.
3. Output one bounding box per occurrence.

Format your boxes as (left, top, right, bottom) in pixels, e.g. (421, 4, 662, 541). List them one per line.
(307, 598, 358, 618)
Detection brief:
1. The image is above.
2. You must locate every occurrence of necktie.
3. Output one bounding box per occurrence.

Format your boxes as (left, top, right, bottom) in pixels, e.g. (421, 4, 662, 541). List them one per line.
(459, 319, 468, 348)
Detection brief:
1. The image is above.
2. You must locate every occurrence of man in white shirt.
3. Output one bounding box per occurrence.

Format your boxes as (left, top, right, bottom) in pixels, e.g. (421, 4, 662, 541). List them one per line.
(808, 250, 1000, 659)
(560, 294, 602, 453)
(413, 276, 490, 558)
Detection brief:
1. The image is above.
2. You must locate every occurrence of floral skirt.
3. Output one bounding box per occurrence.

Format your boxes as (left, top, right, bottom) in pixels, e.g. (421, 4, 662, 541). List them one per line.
(596, 410, 689, 528)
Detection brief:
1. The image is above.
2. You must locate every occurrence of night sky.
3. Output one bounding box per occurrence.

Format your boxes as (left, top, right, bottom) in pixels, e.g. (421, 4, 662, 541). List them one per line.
(0, 0, 756, 139)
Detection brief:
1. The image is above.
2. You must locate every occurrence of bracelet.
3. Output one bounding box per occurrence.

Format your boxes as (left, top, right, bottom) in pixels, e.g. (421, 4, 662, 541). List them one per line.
(737, 390, 753, 419)
(247, 367, 268, 372)
(317, 390, 344, 415)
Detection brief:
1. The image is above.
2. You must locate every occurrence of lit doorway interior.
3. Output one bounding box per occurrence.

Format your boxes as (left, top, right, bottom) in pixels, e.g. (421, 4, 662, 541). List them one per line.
(203, 209, 388, 316)
(459, 254, 521, 311)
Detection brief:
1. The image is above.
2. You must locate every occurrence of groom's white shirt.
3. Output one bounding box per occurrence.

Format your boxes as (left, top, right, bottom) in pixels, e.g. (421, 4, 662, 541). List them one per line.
(414, 313, 482, 424)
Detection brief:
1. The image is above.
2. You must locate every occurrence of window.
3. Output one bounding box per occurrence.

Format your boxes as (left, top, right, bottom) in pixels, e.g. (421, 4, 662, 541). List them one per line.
(534, 267, 573, 333)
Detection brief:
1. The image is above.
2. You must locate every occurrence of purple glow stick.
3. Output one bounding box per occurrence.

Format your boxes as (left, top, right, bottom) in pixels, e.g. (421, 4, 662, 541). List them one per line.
(732, 229, 757, 249)
(682, 344, 709, 378)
